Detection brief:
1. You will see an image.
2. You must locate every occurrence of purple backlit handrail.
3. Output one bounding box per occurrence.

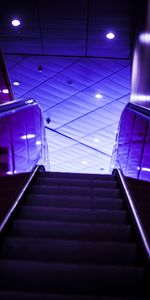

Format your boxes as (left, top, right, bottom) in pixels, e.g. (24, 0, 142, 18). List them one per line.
(127, 102, 150, 119)
(111, 101, 150, 181)
(113, 168, 150, 261)
(0, 98, 36, 114)
(0, 165, 44, 234)
(0, 97, 49, 174)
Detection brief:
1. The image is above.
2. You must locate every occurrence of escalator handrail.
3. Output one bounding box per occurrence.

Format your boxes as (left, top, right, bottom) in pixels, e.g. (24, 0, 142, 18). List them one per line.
(0, 98, 37, 114)
(0, 165, 45, 234)
(127, 102, 150, 119)
(113, 168, 150, 261)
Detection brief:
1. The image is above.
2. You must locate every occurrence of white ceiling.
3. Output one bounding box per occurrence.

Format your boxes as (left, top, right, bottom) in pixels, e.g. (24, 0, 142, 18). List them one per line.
(0, 0, 143, 173)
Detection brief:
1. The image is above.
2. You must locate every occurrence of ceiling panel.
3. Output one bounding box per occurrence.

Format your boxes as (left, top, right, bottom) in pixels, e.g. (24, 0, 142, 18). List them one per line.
(39, 0, 87, 56)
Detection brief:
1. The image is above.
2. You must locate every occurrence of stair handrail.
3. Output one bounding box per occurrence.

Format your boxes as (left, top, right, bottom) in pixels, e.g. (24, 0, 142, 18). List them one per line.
(113, 168, 150, 262)
(0, 98, 37, 115)
(127, 102, 150, 119)
(0, 165, 45, 234)
(111, 102, 150, 180)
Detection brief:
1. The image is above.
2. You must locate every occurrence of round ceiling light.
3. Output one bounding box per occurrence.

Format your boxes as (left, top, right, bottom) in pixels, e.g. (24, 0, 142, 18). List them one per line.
(94, 138, 100, 143)
(95, 93, 103, 99)
(82, 161, 88, 165)
(11, 19, 21, 27)
(106, 32, 115, 39)
(13, 81, 20, 86)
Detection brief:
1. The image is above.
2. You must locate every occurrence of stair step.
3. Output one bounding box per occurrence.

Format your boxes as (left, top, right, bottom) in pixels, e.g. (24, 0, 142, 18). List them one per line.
(0, 291, 148, 300)
(25, 194, 124, 210)
(0, 260, 145, 296)
(8, 220, 133, 242)
(0, 170, 149, 299)
(30, 185, 121, 198)
(16, 206, 129, 224)
(0, 237, 140, 265)
(38, 172, 116, 181)
(35, 177, 118, 188)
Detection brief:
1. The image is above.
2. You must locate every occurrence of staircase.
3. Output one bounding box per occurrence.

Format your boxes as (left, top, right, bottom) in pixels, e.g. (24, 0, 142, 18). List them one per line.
(0, 171, 149, 299)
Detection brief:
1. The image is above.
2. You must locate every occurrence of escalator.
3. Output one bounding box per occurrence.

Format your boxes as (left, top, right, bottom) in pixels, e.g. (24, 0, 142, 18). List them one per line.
(0, 98, 48, 175)
(0, 168, 150, 299)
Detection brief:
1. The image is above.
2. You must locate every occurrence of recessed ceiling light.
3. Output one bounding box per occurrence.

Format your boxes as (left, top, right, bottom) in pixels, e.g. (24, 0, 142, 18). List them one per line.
(13, 81, 20, 86)
(2, 89, 9, 94)
(94, 138, 100, 143)
(95, 93, 103, 99)
(82, 161, 88, 165)
(106, 32, 115, 39)
(11, 19, 21, 27)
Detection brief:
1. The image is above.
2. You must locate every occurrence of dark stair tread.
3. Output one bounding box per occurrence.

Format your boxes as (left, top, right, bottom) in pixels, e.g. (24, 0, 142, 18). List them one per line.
(25, 194, 124, 210)
(8, 220, 133, 242)
(0, 260, 146, 296)
(0, 291, 148, 300)
(0, 171, 149, 299)
(38, 172, 116, 181)
(35, 177, 118, 188)
(30, 185, 121, 198)
(0, 237, 140, 265)
(16, 206, 129, 224)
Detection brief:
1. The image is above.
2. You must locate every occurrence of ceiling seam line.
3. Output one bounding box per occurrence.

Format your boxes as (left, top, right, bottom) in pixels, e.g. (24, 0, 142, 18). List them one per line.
(19, 58, 81, 98)
(8, 56, 27, 70)
(54, 92, 130, 130)
(4, 52, 132, 61)
(45, 127, 111, 158)
(43, 63, 130, 112)
(76, 121, 119, 140)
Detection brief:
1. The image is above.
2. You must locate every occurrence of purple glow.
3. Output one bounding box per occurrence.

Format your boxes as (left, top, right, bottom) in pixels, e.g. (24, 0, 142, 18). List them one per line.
(2, 89, 9, 94)
(25, 99, 34, 104)
(0, 99, 49, 175)
(139, 32, 150, 44)
(6, 171, 13, 175)
(111, 103, 150, 182)
(21, 134, 35, 140)
(131, 32, 150, 107)
(36, 140, 42, 145)
(131, 94, 150, 101)
(141, 167, 150, 172)
(137, 167, 150, 172)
